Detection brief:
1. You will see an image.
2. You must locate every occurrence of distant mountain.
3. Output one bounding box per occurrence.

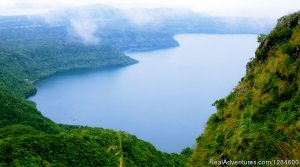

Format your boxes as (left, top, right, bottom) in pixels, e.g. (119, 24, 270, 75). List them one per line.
(189, 11, 300, 166)
(0, 5, 276, 51)
(37, 5, 275, 34)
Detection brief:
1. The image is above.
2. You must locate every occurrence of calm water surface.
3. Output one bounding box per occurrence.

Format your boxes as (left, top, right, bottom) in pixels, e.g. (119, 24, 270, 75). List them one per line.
(30, 34, 258, 152)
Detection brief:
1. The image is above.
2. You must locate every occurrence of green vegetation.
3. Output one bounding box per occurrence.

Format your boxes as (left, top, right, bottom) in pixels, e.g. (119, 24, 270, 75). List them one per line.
(0, 44, 137, 96)
(0, 51, 187, 166)
(189, 11, 300, 166)
(257, 33, 267, 43)
(0, 121, 187, 166)
(0, 71, 36, 98)
(0, 9, 188, 167)
(0, 22, 139, 97)
(0, 90, 60, 134)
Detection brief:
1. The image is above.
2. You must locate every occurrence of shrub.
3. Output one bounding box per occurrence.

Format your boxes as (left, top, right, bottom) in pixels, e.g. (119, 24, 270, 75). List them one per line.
(257, 34, 267, 43)
(252, 102, 276, 122)
(282, 42, 296, 55)
(212, 98, 226, 110)
(296, 121, 300, 132)
(269, 27, 293, 44)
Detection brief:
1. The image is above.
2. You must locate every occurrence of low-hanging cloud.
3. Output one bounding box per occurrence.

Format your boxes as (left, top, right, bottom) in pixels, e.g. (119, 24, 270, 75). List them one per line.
(1, 0, 300, 18)
(70, 18, 100, 45)
(121, 9, 157, 27)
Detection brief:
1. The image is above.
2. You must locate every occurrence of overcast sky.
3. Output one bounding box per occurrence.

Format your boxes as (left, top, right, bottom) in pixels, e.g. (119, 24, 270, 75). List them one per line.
(0, 0, 299, 18)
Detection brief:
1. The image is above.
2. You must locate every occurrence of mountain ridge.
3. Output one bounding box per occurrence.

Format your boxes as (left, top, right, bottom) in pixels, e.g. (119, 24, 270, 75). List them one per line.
(189, 11, 300, 166)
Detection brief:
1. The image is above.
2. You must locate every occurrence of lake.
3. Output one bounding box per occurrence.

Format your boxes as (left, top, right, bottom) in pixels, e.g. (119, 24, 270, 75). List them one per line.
(29, 34, 258, 153)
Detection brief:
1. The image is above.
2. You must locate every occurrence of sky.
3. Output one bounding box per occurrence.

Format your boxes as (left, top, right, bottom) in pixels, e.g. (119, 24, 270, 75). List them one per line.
(0, 0, 299, 18)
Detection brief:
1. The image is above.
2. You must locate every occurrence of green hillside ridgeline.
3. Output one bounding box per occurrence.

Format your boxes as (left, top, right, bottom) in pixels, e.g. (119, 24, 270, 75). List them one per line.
(189, 11, 300, 166)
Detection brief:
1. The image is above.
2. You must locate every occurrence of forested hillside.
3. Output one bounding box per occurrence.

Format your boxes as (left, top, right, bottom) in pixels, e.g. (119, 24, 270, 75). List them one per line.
(0, 7, 191, 166)
(0, 48, 187, 166)
(0, 41, 137, 97)
(189, 11, 300, 166)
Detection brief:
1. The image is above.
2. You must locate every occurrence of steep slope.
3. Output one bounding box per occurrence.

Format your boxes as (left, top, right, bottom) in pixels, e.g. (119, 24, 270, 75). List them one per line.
(190, 12, 300, 166)
(0, 90, 60, 134)
(0, 72, 36, 98)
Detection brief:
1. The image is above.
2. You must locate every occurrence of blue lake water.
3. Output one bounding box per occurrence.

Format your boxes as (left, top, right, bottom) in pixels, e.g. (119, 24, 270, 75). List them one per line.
(29, 34, 258, 153)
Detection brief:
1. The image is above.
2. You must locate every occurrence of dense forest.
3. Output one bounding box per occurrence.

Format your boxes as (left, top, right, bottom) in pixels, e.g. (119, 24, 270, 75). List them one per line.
(0, 89, 190, 166)
(0, 45, 137, 98)
(0, 43, 188, 166)
(189, 11, 300, 166)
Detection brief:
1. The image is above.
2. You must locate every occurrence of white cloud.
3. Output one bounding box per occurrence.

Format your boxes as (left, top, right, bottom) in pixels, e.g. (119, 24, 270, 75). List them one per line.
(121, 9, 158, 27)
(70, 19, 100, 45)
(191, 0, 300, 18)
(0, 0, 299, 18)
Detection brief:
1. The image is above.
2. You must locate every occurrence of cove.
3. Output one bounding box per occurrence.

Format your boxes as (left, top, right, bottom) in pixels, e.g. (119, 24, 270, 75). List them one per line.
(29, 34, 258, 153)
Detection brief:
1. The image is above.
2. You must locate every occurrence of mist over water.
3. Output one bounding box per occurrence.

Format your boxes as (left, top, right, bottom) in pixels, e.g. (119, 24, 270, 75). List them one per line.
(36, 5, 274, 47)
(30, 34, 258, 152)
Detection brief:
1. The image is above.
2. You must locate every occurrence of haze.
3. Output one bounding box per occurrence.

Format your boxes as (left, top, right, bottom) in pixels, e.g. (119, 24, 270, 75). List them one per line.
(0, 0, 299, 18)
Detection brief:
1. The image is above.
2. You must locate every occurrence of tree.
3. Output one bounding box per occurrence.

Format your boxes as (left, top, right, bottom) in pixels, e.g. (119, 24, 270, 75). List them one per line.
(257, 34, 267, 43)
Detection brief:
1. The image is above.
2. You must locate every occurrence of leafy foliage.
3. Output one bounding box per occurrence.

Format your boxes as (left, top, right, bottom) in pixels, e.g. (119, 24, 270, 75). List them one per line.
(257, 34, 267, 43)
